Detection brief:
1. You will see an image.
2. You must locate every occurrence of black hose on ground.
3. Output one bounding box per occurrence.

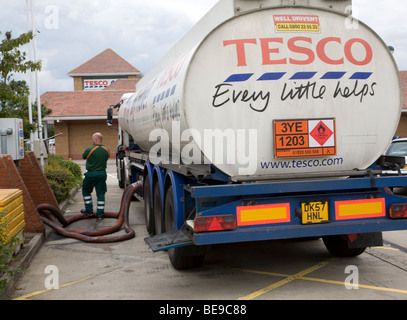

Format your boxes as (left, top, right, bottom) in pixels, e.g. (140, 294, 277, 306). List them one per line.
(37, 182, 142, 243)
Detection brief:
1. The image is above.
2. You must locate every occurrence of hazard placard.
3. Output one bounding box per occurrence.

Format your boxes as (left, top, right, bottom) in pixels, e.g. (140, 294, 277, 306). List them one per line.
(274, 119, 336, 158)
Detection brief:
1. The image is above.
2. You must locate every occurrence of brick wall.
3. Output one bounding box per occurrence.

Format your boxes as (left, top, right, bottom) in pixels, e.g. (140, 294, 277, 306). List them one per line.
(73, 76, 83, 91)
(396, 113, 407, 137)
(19, 152, 59, 208)
(55, 119, 117, 160)
(0, 154, 44, 233)
(54, 121, 70, 159)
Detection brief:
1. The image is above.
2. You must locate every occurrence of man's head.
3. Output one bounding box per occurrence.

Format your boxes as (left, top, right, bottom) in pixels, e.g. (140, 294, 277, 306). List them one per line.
(92, 132, 103, 145)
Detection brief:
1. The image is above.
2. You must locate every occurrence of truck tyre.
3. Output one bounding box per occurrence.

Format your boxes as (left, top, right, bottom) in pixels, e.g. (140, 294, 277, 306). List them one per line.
(323, 235, 366, 257)
(153, 182, 164, 234)
(165, 186, 205, 270)
(123, 158, 132, 188)
(144, 175, 155, 235)
(117, 157, 125, 189)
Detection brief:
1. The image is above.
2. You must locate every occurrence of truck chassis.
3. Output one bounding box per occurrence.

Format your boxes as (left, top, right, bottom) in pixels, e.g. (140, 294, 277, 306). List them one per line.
(117, 148, 407, 270)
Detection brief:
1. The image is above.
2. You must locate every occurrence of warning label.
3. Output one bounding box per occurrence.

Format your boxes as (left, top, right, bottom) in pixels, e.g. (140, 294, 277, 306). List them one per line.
(310, 121, 334, 146)
(274, 119, 336, 159)
(273, 15, 321, 33)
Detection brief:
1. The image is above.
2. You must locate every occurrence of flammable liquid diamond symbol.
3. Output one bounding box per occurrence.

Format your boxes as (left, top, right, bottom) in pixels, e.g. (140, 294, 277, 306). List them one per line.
(310, 121, 333, 146)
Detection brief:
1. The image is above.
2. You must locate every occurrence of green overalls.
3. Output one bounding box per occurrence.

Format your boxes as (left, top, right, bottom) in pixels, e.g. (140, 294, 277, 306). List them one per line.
(82, 144, 110, 218)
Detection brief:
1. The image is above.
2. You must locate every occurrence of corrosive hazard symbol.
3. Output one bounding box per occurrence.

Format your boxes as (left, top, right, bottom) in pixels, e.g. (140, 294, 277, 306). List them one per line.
(274, 119, 336, 159)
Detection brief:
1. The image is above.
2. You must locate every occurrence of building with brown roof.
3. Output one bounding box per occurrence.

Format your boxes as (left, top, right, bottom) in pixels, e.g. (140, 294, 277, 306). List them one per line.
(68, 48, 141, 91)
(42, 49, 141, 159)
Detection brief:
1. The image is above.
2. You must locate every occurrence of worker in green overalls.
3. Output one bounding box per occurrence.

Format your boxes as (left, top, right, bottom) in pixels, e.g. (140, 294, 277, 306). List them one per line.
(81, 132, 110, 220)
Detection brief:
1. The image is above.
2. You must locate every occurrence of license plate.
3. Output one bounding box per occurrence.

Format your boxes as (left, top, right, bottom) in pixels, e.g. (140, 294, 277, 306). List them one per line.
(301, 200, 329, 225)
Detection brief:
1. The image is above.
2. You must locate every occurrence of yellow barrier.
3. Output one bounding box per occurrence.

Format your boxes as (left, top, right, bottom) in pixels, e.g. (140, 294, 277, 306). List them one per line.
(0, 189, 25, 243)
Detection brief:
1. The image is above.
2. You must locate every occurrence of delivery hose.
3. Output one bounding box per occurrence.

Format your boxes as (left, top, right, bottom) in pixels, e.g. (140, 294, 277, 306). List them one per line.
(37, 181, 142, 243)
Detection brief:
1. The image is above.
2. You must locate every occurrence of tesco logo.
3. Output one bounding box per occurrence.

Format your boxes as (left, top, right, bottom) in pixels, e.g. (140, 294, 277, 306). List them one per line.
(83, 79, 118, 91)
(223, 37, 373, 66)
(84, 80, 112, 86)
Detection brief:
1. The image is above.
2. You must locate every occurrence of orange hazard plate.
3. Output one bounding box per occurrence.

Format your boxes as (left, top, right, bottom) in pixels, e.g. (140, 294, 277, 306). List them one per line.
(335, 198, 386, 221)
(236, 203, 290, 226)
(274, 119, 336, 159)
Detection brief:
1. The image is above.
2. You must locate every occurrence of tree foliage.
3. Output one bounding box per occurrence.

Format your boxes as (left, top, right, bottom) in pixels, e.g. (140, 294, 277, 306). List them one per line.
(0, 30, 50, 138)
(0, 31, 41, 83)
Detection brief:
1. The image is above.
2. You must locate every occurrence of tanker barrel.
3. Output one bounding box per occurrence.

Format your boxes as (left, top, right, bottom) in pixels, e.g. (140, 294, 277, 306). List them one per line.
(118, 1, 402, 179)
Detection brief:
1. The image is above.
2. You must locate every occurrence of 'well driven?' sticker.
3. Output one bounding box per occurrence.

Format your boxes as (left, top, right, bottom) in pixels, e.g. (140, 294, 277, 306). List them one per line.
(273, 15, 321, 33)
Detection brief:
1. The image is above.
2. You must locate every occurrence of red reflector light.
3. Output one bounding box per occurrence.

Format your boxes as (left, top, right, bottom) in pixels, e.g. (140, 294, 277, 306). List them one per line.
(389, 204, 407, 219)
(194, 215, 237, 233)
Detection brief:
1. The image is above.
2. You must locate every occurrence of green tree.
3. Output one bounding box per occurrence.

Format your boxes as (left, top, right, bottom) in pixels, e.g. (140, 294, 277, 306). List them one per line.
(0, 31, 41, 83)
(0, 30, 49, 138)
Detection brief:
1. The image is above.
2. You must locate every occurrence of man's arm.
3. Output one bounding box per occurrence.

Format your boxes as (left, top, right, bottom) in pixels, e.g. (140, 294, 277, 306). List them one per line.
(82, 147, 91, 160)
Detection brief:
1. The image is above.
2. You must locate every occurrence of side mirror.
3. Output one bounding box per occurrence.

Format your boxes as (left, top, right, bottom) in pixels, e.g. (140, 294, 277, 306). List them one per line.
(107, 107, 113, 126)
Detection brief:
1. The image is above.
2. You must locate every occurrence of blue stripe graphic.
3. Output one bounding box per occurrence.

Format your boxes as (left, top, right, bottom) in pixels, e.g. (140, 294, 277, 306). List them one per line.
(223, 71, 373, 82)
(290, 72, 318, 80)
(320, 72, 346, 79)
(349, 72, 373, 80)
(257, 72, 286, 81)
(224, 73, 254, 82)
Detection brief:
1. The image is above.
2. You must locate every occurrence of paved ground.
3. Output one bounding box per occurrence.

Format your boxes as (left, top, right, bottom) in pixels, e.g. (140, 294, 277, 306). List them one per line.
(8, 160, 407, 303)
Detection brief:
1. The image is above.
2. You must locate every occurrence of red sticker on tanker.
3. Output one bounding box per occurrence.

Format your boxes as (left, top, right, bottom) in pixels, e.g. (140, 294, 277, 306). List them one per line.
(274, 119, 336, 158)
(309, 121, 334, 146)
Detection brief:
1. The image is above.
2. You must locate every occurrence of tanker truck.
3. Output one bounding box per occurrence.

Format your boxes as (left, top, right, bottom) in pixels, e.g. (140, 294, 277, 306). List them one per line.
(108, 0, 407, 270)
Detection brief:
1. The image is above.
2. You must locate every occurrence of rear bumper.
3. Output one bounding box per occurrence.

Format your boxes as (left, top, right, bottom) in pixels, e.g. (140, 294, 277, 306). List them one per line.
(193, 218, 407, 246)
(186, 174, 407, 246)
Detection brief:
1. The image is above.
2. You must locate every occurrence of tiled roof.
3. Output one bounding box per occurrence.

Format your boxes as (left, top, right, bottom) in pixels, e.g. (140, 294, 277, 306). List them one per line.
(68, 49, 141, 77)
(104, 79, 139, 91)
(42, 90, 128, 120)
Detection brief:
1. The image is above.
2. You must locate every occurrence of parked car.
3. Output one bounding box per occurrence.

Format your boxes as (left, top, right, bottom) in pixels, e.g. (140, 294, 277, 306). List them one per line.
(384, 138, 407, 169)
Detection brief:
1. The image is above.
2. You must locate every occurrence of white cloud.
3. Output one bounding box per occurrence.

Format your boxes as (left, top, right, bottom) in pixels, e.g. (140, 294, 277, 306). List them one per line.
(353, 0, 407, 70)
(1, 0, 406, 95)
(0, 0, 218, 93)
(31, 0, 218, 92)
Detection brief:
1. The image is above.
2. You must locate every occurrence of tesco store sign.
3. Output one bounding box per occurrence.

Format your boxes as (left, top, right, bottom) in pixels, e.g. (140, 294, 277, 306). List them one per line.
(84, 79, 117, 90)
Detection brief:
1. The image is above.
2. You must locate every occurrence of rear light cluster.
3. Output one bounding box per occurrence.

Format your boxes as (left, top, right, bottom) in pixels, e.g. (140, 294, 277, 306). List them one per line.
(192, 204, 407, 232)
(194, 215, 237, 233)
(389, 204, 407, 219)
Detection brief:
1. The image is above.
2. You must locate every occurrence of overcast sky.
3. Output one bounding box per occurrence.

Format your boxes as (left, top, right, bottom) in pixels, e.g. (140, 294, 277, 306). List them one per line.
(1, 0, 406, 94)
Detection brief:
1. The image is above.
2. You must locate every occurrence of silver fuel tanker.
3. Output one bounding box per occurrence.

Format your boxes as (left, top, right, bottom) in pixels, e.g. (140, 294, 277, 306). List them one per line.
(118, 0, 401, 179)
(112, 0, 407, 271)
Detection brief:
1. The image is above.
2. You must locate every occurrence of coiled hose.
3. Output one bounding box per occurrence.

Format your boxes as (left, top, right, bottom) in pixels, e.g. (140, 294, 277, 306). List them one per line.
(37, 181, 142, 243)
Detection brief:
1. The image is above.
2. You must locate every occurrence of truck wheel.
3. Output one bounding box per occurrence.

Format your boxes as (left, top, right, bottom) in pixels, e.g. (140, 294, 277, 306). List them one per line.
(123, 158, 132, 188)
(153, 182, 163, 234)
(323, 235, 366, 257)
(117, 158, 125, 189)
(143, 175, 155, 235)
(165, 186, 205, 270)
